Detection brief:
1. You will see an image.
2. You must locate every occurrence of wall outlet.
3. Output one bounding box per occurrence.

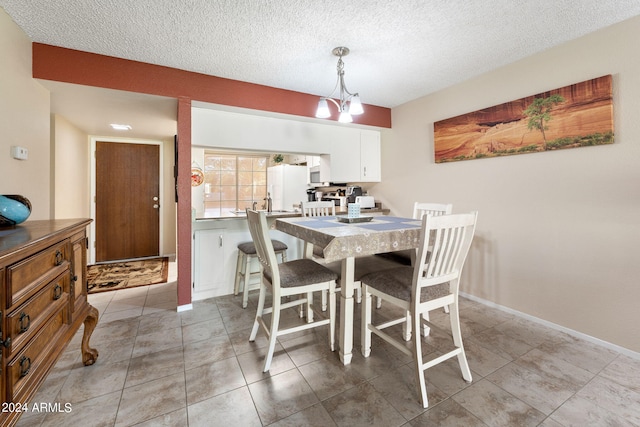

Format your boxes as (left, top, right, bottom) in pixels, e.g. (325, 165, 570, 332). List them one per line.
(10, 146, 28, 160)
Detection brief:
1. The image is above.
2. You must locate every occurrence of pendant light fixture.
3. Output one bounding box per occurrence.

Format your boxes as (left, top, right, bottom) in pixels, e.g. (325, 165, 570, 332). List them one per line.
(315, 47, 363, 123)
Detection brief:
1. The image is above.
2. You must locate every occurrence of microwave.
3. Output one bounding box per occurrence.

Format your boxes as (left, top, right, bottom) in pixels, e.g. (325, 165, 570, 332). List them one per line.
(309, 165, 323, 185)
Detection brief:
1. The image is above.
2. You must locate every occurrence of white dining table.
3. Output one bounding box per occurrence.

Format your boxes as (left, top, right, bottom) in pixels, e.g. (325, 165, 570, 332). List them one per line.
(275, 215, 421, 364)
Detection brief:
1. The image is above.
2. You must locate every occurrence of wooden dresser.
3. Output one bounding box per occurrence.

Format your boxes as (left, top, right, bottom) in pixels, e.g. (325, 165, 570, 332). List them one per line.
(0, 219, 98, 426)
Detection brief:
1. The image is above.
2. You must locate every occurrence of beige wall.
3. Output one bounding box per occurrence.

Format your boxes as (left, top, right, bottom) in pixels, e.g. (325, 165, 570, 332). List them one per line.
(161, 137, 177, 258)
(0, 9, 51, 219)
(372, 16, 640, 354)
(52, 114, 90, 219)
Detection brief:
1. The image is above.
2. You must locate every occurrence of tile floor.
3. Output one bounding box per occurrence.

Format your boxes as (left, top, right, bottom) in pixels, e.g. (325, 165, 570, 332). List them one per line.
(16, 263, 640, 426)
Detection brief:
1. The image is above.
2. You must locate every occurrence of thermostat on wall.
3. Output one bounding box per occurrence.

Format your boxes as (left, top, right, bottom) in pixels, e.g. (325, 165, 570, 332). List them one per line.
(10, 146, 28, 160)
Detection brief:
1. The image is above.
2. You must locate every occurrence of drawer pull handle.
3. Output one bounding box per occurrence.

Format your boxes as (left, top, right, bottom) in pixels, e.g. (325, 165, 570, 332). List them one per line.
(19, 356, 31, 378)
(0, 337, 10, 348)
(55, 250, 63, 266)
(18, 312, 30, 333)
(53, 284, 63, 300)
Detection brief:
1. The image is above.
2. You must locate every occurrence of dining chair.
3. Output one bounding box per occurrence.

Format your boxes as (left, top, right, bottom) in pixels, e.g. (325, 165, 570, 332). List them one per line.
(413, 202, 453, 221)
(246, 209, 338, 372)
(234, 239, 288, 309)
(300, 200, 336, 259)
(301, 200, 336, 217)
(409, 202, 453, 337)
(374, 202, 452, 267)
(360, 211, 478, 408)
(300, 200, 337, 313)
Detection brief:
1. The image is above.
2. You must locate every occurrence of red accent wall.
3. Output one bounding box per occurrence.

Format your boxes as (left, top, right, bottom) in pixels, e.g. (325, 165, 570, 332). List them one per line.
(32, 43, 391, 127)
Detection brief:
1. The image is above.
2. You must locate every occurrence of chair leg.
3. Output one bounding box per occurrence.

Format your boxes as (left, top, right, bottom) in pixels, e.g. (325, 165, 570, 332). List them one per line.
(234, 251, 244, 296)
(298, 295, 305, 318)
(263, 295, 281, 372)
(249, 284, 266, 342)
(403, 311, 412, 341)
(303, 242, 313, 259)
(328, 285, 336, 352)
(422, 312, 431, 337)
(412, 309, 429, 408)
(361, 285, 372, 357)
(306, 292, 314, 322)
(321, 290, 327, 311)
(242, 254, 253, 308)
(449, 302, 472, 382)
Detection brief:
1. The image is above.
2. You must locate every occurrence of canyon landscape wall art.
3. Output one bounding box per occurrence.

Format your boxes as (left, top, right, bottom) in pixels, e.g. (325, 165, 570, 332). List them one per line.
(434, 75, 614, 163)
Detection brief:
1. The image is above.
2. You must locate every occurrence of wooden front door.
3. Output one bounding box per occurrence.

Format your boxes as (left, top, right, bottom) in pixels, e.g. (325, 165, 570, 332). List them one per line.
(95, 141, 160, 262)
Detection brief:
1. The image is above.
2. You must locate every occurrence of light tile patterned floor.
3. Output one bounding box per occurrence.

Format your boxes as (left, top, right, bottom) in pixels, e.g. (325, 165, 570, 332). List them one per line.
(16, 263, 640, 426)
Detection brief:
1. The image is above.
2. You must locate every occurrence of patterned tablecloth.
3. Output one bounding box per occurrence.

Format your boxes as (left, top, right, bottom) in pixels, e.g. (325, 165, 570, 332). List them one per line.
(276, 215, 422, 263)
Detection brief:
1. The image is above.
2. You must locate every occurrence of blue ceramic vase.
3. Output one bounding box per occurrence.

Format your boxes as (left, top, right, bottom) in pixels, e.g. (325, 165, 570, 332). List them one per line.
(0, 195, 32, 227)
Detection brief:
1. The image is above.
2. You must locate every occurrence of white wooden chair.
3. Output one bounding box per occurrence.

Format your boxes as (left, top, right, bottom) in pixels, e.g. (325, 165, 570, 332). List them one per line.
(409, 202, 453, 337)
(360, 211, 478, 408)
(413, 202, 453, 221)
(301, 200, 335, 218)
(234, 239, 287, 309)
(300, 200, 335, 260)
(246, 209, 337, 372)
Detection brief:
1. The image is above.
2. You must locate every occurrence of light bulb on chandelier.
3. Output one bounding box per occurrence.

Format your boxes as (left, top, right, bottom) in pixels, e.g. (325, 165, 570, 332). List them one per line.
(315, 47, 364, 123)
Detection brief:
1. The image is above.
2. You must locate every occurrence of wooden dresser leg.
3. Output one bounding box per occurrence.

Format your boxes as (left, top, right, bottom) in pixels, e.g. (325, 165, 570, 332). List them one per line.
(81, 305, 100, 366)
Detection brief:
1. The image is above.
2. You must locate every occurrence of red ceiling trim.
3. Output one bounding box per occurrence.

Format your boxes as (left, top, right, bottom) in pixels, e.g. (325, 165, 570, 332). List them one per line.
(32, 43, 391, 128)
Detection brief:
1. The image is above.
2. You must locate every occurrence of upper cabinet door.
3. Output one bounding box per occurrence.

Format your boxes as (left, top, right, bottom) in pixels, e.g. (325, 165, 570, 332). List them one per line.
(323, 128, 361, 183)
(360, 131, 381, 182)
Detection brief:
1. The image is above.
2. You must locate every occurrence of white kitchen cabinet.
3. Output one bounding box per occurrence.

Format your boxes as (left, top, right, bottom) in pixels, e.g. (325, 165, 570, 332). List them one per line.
(306, 156, 320, 167)
(325, 145, 360, 183)
(288, 154, 307, 164)
(360, 130, 381, 182)
(319, 130, 381, 183)
(193, 227, 227, 300)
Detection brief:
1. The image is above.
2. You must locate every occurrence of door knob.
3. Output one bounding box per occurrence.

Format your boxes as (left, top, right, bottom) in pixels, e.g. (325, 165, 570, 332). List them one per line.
(153, 196, 159, 201)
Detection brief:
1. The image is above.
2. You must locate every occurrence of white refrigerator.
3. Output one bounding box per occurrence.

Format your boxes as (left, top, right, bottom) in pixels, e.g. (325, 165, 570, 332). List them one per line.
(267, 164, 309, 211)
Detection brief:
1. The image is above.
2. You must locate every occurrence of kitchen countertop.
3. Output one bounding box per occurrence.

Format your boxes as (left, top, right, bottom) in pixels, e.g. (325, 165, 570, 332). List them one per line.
(194, 206, 389, 221)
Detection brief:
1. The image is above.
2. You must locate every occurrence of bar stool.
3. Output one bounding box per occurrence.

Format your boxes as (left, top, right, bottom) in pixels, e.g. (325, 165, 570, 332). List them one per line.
(234, 239, 288, 308)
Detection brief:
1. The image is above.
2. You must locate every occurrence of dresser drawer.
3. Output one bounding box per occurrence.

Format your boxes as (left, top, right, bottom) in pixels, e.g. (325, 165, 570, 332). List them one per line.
(6, 305, 69, 403)
(6, 273, 69, 357)
(6, 242, 69, 308)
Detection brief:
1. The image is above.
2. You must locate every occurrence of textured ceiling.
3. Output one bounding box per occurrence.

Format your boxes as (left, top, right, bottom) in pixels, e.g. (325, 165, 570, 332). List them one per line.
(3, 0, 640, 108)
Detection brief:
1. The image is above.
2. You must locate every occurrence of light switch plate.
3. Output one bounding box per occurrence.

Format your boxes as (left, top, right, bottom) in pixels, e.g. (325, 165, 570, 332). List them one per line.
(11, 146, 28, 160)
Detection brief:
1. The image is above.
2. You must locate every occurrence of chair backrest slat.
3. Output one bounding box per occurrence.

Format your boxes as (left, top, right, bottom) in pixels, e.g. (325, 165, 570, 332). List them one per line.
(246, 209, 279, 285)
(417, 212, 477, 291)
(412, 202, 453, 220)
(301, 201, 336, 217)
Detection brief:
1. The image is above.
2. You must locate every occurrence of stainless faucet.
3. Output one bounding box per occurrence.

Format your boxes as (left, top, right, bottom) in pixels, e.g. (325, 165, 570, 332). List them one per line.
(264, 192, 273, 212)
(252, 201, 258, 210)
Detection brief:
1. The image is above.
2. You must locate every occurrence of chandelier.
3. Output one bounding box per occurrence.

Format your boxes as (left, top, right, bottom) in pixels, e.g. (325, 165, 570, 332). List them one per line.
(315, 47, 363, 123)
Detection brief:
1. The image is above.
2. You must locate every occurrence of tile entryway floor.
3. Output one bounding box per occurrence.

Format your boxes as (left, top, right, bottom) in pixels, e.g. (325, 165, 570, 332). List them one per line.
(16, 264, 640, 426)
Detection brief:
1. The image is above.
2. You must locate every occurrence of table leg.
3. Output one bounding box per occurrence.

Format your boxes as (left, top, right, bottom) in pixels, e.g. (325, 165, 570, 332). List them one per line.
(338, 257, 355, 365)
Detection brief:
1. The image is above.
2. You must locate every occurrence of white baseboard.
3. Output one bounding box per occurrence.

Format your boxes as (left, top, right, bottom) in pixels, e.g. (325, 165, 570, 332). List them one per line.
(176, 303, 193, 312)
(460, 292, 640, 360)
